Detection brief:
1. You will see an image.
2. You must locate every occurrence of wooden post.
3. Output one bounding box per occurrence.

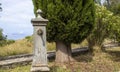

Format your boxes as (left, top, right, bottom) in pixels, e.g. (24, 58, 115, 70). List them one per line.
(31, 9, 49, 72)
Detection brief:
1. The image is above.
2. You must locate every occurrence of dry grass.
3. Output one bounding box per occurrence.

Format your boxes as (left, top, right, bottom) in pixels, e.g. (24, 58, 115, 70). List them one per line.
(0, 39, 56, 57)
(0, 47, 120, 72)
(73, 47, 120, 72)
(0, 39, 88, 57)
(0, 39, 33, 57)
(0, 65, 31, 72)
(0, 38, 120, 72)
(47, 42, 56, 51)
(71, 39, 88, 49)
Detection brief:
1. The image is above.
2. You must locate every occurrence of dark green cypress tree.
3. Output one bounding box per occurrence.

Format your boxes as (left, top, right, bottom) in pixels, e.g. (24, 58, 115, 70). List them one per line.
(32, 0, 95, 64)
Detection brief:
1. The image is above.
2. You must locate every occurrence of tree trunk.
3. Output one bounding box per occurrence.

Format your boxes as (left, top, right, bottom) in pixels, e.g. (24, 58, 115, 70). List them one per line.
(87, 38, 95, 52)
(88, 41, 94, 52)
(55, 41, 73, 65)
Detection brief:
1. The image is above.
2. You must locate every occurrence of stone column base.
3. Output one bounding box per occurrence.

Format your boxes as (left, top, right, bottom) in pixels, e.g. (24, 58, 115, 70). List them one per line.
(31, 66, 50, 72)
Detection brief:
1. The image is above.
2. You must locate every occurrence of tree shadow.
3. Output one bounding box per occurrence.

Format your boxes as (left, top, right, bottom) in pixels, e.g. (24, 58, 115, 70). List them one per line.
(105, 50, 120, 62)
(73, 51, 93, 62)
(73, 47, 120, 62)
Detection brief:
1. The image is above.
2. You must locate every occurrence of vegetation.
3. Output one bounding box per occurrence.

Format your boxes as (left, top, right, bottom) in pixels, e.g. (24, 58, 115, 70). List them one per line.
(32, 0, 95, 64)
(108, 15, 120, 42)
(87, 4, 112, 51)
(0, 28, 15, 47)
(108, 0, 120, 15)
(0, 39, 32, 57)
(0, 36, 120, 72)
(95, 0, 102, 5)
(85, 3, 120, 63)
(25, 36, 33, 42)
(0, 47, 120, 72)
(0, 37, 85, 57)
(0, 65, 31, 72)
(87, 4, 120, 53)
(0, 0, 120, 72)
(107, 0, 120, 42)
(0, 28, 6, 46)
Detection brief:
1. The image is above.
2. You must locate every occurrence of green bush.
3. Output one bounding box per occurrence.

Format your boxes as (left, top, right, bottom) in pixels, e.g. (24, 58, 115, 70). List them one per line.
(0, 28, 7, 47)
(6, 40, 15, 45)
(25, 36, 33, 43)
(0, 28, 15, 47)
(0, 40, 6, 47)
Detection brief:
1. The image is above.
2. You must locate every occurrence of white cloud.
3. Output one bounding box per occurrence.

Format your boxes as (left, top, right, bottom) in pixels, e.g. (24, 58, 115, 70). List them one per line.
(0, 0, 34, 24)
(0, 0, 35, 39)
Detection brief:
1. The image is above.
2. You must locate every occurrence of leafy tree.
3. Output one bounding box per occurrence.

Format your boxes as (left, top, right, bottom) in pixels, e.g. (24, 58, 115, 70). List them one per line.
(32, 0, 95, 64)
(103, 0, 120, 15)
(95, 0, 111, 6)
(106, 0, 110, 7)
(103, 0, 120, 42)
(108, 15, 120, 42)
(0, 28, 6, 46)
(109, 0, 120, 15)
(95, 0, 102, 5)
(87, 4, 112, 51)
(0, 28, 15, 46)
(87, 4, 120, 52)
(0, 28, 5, 40)
(108, 0, 120, 42)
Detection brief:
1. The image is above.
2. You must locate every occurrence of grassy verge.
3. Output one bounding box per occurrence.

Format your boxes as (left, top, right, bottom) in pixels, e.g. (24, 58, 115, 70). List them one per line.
(0, 47, 120, 72)
(0, 39, 88, 57)
(0, 65, 31, 72)
(0, 39, 33, 57)
(0, 38, 120, 72)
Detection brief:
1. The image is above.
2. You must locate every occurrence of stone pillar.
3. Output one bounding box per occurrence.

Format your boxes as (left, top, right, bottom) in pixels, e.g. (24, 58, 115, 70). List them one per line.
(31, 9, 49, 72)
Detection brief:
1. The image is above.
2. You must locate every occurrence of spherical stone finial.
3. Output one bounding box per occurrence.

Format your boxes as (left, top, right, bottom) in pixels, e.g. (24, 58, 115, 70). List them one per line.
(36, 9, 43, 18)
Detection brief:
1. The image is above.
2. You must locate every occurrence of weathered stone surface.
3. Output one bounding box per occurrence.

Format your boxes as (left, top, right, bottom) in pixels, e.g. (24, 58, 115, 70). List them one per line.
(0, 54, 32, 61)
(31, 9, 49, 72)
(31, 66, 50, 72)
(0, 56, 32, 66)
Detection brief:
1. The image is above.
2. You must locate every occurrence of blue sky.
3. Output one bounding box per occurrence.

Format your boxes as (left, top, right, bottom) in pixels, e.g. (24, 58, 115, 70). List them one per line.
(0, 0, 35, 40)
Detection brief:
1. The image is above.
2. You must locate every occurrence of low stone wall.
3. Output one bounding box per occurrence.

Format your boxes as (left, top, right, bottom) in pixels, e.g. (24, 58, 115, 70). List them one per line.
(0, 48, 88, 69)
